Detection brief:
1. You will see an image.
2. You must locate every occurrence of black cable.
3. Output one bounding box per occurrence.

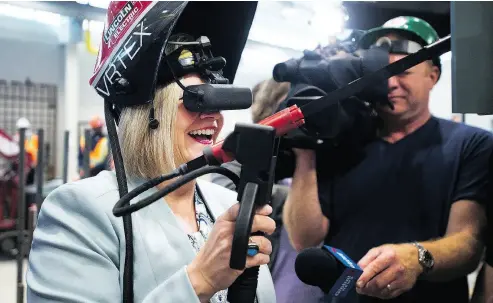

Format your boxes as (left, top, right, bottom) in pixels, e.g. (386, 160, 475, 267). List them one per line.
(165, 56, 198, 95)
(113, 166, 240, 217)
(104, 101, 134, 303)
(111, 156, 207, 215)
(113, 169, 183, 210)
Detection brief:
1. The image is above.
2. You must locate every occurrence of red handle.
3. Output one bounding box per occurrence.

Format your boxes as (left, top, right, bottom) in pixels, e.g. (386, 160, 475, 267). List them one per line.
(210, 105, 305, 164)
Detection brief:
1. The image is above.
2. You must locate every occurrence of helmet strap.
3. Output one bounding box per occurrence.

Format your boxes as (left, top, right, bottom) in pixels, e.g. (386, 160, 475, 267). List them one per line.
(146, 35, 171, 130)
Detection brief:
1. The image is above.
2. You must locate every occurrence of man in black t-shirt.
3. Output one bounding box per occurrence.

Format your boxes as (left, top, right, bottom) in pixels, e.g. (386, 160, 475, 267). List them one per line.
(283, 17, 493, 303)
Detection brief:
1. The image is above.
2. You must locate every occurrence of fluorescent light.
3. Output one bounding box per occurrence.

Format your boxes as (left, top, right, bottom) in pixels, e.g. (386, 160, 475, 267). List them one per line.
(76, 0, 110, 9)
(0, 4, 62, 26)
(88, 0, 110, 9)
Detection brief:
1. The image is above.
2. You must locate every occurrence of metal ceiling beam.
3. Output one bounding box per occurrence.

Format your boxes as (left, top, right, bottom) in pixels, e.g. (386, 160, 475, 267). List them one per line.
(3, 1, 107, 21)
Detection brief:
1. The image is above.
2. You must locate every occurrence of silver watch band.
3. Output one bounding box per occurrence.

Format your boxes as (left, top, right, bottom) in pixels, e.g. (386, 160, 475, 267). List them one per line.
(413, 241, 424, 251)
(412, 241, 434, 273)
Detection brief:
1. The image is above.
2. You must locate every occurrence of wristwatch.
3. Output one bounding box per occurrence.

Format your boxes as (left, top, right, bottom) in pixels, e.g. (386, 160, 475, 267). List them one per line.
(412, 242, 435, 274)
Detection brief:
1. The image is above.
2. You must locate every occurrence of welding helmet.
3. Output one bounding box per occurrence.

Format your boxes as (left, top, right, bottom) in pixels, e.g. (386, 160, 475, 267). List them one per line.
(89, 1, 257, 126)
(359, 16, 441, 77)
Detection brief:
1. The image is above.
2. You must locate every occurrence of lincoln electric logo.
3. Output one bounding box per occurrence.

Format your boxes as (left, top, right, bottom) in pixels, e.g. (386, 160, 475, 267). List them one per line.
(104, 2, 135, 44)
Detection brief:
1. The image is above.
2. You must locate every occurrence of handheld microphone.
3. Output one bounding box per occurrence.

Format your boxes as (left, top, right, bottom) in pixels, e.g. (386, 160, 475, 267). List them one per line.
(183, 83, 253, 113)
(295, 247, 345, 293)
(295, 246, 363, 299)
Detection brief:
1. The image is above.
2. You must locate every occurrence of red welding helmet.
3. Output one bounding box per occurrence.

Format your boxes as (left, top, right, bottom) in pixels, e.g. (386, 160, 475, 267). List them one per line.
(89, 1, 257, 109)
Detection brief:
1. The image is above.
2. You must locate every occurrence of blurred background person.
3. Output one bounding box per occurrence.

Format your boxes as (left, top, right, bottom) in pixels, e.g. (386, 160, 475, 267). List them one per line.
(13, 117, 38, 185)
(78, 115, 110, 178)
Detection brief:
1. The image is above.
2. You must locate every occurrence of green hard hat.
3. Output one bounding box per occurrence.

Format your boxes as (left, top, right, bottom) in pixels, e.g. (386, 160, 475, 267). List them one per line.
(359, 16, 440, 49)
(359, 16, 441, 79)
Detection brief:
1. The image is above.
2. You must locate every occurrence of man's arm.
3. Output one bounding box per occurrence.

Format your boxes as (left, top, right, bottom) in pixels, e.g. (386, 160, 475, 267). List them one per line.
(283, 149, 329, 251)
(356, 132, 493, 299)
(355, 200, 485, 299)
(419, 200, 485, 281)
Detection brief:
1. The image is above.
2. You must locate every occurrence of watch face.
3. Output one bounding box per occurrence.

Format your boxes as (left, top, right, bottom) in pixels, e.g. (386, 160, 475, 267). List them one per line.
(420, 250, 434, 268)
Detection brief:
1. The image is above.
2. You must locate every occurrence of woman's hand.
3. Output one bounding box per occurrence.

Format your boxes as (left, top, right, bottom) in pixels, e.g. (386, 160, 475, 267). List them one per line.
(187, 203, 276, 302)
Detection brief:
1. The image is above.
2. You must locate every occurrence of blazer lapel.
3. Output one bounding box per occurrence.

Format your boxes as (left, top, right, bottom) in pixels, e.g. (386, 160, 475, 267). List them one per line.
(126, 177, 196, 283)
(197, 179, 238, 221)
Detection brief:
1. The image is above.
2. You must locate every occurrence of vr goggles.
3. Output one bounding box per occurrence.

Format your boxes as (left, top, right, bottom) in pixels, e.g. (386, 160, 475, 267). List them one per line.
(158, 36, 252, 114)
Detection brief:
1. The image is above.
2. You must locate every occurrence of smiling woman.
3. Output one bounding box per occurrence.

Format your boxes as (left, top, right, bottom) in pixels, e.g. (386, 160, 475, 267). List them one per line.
(26, 3, 276, 303)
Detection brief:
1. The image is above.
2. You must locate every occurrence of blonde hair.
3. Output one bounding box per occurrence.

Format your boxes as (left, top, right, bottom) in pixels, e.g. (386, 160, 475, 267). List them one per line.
(118, 83, 184, 179)
(118, 33, 198, 179)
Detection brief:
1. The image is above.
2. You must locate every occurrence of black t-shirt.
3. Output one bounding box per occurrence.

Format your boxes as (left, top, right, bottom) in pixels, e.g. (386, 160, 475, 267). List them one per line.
(317, 116, 493, 303)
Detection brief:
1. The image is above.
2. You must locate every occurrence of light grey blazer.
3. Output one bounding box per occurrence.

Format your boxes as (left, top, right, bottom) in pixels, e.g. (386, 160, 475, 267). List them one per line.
(26, 171, 275, 303)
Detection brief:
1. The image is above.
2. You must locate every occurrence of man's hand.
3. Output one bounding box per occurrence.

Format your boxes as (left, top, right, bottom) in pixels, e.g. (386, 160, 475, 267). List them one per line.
(355, 244, 423, 299)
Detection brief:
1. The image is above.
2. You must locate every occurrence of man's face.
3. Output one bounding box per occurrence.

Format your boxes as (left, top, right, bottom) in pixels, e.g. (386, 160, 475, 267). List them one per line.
(378, 34, 440, 121)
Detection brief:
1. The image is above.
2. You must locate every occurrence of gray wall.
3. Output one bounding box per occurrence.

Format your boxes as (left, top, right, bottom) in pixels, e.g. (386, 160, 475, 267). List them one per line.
(0, 39, 65, 84)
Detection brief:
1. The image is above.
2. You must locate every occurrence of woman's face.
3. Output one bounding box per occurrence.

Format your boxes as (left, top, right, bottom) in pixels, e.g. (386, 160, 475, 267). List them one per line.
(174, 75, 224, 163)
